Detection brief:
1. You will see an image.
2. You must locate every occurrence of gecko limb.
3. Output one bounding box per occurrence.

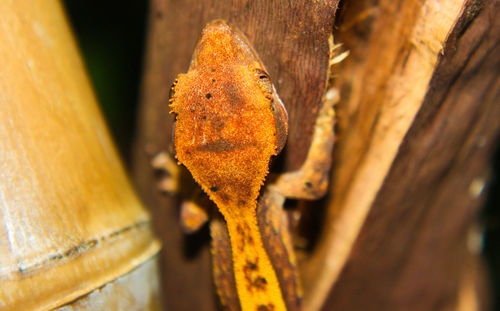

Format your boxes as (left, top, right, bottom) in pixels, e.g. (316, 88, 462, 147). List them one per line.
(152, 151, 211, 233)
(151, 151, 180, 193)
(271, 88, 338, 200)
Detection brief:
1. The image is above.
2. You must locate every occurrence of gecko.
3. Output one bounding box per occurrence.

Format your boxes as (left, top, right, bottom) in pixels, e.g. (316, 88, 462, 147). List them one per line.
(153, 20, 338, 311)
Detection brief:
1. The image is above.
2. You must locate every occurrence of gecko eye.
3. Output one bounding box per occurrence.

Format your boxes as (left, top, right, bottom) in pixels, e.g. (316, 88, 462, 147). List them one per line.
(255, 68, 273, 97)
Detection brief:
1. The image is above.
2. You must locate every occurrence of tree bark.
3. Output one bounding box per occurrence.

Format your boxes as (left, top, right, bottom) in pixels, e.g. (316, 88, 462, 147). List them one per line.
(133, 0, 499, 310)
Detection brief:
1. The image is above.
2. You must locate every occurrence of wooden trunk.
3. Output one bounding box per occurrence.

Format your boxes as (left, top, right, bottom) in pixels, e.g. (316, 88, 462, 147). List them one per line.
(133, 0, 499, 310)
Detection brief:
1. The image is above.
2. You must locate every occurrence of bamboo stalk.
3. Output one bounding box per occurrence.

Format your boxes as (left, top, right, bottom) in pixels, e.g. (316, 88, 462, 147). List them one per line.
(0, 1, 161, 310)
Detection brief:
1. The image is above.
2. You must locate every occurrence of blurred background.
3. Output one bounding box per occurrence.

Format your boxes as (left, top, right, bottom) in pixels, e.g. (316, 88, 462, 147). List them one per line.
(62, 1, 500, 309)
(63, 1, 147, 163)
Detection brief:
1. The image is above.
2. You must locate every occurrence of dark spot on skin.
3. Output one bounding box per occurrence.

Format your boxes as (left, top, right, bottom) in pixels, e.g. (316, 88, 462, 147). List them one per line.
(238, 186, 252, 203)
(243, 260, 267, 290)
(202, 115, 207, 120)
(206, 93, 212, 99)
(211, 117, 225, 130)
(236, 223, 255, 250)
(305, 182, 312, 188)
(64, 246, 79, 257)
(245, 260, 258, 271)
(242, 222, 251, 232)
(236, 224, 244, 235)
(196, 139, 235, 152)
(212, 78, 216, 83)
(257, 304, 275, 311)
(197, 139, 257, 153)
(253, 276, 268, 290)
(50, 254, 63, 260)
(223, 81, 244, 107)
(239, 223, 254, 245)
(210, 186, 218, 192)
(190, 108, 195, 113)
(219, 193, 230, 203)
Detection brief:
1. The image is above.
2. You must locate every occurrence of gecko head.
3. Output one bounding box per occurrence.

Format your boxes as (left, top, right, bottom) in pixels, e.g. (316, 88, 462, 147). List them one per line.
(188, 20, 288, 153)
(169, 20, 289, 210)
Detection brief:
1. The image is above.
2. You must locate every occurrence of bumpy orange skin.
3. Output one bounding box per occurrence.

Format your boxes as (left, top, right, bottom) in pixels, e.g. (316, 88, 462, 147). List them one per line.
(170, 20, 288, 311)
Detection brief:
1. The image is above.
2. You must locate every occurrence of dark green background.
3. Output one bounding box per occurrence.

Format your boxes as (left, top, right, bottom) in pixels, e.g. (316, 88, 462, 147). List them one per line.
(64, 1, 147, 163)
(63, 1, 500, 309)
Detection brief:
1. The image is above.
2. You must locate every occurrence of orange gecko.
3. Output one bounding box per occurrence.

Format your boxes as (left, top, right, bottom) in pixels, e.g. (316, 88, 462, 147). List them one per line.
(169, 20, 289, 311)
(163, 19, 338, 311)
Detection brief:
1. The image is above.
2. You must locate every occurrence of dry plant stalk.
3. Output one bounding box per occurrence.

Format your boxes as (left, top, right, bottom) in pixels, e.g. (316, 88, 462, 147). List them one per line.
(0, 1, 161, 310)
(303, 0, 469, 308)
